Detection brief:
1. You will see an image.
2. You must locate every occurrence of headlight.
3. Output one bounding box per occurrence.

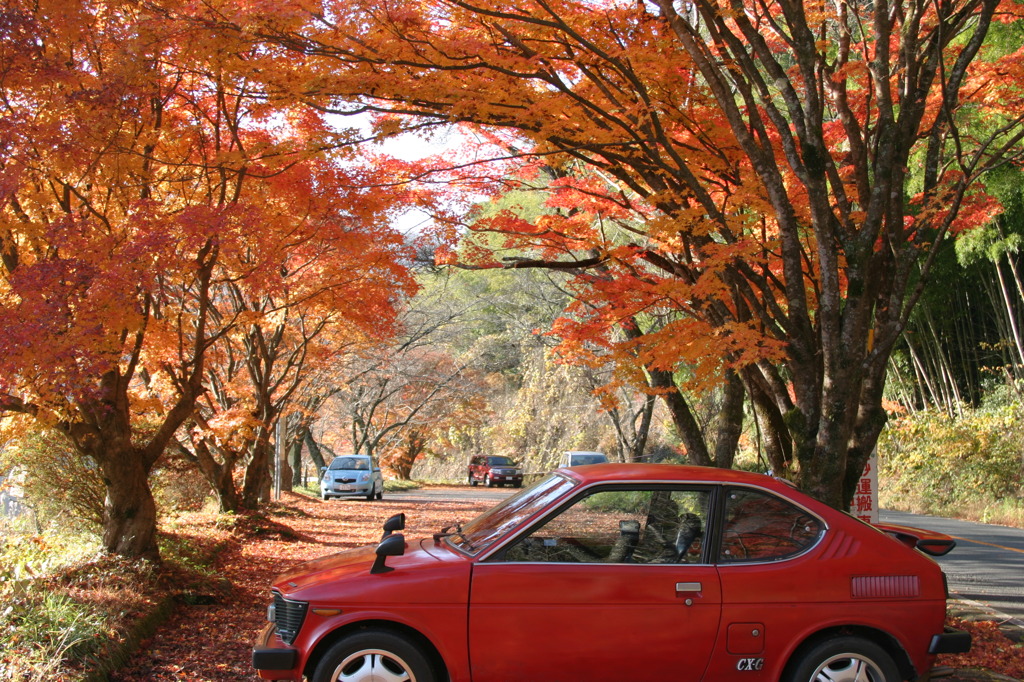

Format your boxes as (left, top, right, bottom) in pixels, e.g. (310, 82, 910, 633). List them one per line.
(359, 473, 369, 482)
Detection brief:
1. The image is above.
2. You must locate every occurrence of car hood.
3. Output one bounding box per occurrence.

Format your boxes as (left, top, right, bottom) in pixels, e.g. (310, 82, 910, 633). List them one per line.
(273, 545, 381, 591)
(271, 538, 471, 605)
(273, 539, 465, 590)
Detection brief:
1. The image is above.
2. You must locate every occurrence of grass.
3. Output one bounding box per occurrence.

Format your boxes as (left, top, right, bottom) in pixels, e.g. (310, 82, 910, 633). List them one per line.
(880, 491, 1024, 529)
(0, 510, 234, 681)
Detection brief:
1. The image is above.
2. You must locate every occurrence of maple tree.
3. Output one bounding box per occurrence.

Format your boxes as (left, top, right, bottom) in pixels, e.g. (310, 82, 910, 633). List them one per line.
(326, 297, 492, 478)
(0, 1, 414, 556)
(182, 0, 1024, 508)
(171, 156, 414, 512)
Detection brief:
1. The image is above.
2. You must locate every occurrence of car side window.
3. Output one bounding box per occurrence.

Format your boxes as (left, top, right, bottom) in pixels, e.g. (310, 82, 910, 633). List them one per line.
(718, 487, 823, 563)
(500, 488, 710, 564)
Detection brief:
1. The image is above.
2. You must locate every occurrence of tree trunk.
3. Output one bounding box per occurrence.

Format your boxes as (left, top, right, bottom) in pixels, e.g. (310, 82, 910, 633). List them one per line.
(178, 437, 240, 513)
(304, 429, 327, 470)
(653, 371, 712, 466)
(744, 371, 792, 474)
(289, 434, 304, 488)
(97, 443, 160, 560)
(632, 394, 656, 462)
(241, 429, 273, 508)
(713, 369, 744, 469)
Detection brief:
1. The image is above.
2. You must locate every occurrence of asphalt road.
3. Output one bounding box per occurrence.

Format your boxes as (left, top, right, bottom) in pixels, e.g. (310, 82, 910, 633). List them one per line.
(880, 509, 1024, 625)
(387, 485, 516, 506)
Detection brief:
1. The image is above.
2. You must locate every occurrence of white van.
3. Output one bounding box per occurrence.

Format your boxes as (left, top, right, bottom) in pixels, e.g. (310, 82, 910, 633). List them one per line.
(560, 450, 609, 467)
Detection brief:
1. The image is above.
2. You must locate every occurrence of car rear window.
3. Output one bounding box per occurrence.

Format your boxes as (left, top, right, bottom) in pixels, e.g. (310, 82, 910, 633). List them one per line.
(718, 487, 824, 563)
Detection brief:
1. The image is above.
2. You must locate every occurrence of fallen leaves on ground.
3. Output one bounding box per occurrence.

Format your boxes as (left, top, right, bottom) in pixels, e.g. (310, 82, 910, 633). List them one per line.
(939, 617, 1024, 680)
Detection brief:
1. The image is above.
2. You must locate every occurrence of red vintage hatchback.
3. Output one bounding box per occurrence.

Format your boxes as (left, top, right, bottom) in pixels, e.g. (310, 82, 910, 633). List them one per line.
(252, 464, 969, 682)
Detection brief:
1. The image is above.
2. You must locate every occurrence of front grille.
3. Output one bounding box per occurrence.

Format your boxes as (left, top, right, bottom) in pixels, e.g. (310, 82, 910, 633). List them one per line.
(272, 591, 308, 645)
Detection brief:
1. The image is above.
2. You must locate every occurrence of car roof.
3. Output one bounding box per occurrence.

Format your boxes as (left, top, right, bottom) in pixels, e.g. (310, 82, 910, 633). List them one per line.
(331, 454, 369, 460)
(559, 463, 799, 495)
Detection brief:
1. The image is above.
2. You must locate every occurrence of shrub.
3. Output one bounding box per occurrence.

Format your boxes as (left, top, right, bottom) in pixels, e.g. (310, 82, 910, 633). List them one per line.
(152, 449, 215, 513)
(879, 405, 1024, 517)
(2, 430, 104, 533)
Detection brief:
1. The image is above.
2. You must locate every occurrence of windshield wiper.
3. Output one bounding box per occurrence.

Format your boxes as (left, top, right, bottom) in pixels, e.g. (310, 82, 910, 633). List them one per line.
(433, 521, 474, 549)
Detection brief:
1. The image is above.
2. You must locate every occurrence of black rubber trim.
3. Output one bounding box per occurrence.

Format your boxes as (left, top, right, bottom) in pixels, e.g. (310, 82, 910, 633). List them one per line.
(929, 626, 972, 654)
(252, 646, 298, 671)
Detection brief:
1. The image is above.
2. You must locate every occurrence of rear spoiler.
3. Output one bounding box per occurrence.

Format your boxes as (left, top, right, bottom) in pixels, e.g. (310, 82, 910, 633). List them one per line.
(874, 523, 957, 557)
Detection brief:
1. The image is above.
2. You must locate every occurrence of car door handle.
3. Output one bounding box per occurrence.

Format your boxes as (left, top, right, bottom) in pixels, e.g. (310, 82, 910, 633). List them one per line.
(676, 582, 702, 592)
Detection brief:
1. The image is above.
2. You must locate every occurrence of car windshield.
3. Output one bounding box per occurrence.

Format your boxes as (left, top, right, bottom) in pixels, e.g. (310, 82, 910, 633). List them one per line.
(447, 474, 576, 555)
(487, 456, 515, 466)
(571, 454, 605, 465)
(329, 457, 369, 471)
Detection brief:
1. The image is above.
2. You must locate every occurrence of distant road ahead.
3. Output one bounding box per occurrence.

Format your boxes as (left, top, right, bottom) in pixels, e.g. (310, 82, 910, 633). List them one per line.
(881, 509, 1024, 624)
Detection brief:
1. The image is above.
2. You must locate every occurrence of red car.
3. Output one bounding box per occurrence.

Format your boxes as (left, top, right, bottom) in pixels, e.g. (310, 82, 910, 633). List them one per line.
(252, 464, 969, 682)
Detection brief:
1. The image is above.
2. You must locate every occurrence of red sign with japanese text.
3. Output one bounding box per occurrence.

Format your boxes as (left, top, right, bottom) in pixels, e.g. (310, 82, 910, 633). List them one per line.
(851, 452, 879, 524)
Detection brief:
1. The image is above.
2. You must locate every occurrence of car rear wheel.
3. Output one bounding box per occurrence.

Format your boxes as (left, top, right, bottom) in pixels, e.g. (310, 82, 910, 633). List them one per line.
(784, 636, 900, 682)
(312, 629, 435, 682)
(484, 474, 492, 487)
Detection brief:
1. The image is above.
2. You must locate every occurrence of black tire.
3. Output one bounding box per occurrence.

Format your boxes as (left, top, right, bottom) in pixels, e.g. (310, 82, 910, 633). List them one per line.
(783, 636, 901, 682)
(467, 473, 477, 487)
(365, 486, 375, 501)
(484, 474, 492, 487)
(376, 485, 383, 500)
(311, 629, 435, 682)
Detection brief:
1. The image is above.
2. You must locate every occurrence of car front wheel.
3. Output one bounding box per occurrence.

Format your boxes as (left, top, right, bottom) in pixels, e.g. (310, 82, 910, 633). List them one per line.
(784, 636, 900, 682)
(484, 474, 492, 487)
(312, 629, 435, 682)
(467, 473, 477, 487)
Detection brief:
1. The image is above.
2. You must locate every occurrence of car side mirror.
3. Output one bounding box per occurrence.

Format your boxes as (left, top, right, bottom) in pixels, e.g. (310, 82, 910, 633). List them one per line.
(370, 533, 405, 575)
(381, 513, 406, 539)
(619, 519, 640, 541)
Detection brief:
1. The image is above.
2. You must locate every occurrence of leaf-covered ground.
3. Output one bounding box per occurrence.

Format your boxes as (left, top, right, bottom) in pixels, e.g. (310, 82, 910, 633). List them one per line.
(108, 489, 1024, 681)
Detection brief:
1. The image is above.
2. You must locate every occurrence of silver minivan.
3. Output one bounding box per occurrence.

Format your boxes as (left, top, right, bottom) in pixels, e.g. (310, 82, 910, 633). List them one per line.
(559, 450, 608, 467)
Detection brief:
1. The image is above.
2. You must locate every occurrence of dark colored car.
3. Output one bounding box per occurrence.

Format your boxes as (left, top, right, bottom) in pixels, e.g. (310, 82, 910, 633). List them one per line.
(466, 455, 523, 488)
(253, 464, 969, 682)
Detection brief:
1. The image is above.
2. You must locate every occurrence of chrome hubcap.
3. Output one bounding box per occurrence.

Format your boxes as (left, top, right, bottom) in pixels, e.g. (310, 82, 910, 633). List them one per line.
(331, 648, 415, 682)
(811, 653, 886, 682)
